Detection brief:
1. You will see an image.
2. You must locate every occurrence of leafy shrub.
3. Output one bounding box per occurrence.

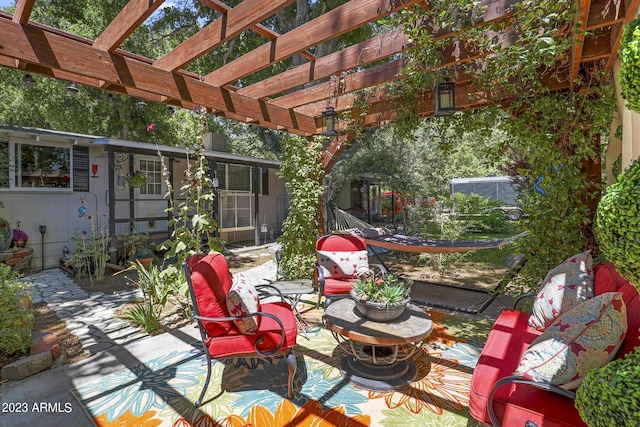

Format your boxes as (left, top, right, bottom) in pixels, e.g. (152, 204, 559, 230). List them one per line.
(402, 200, 438, 237)
(452, 193, 511, 233)
(453, 192, 501, 215)
(119, 303, 162, 333)
(620, 16, 640, 112)
(119, 261, 183, 333)
(575, 347, 640, 426)
(0, 264, 34, 356)
(595, 159, 640, 289)
(65, 216, 114, 285)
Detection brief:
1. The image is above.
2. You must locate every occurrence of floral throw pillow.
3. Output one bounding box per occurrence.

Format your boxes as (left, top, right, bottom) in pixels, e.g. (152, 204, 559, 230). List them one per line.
(317, 250, 369, 279)
(528, 250, 595, 331)
(515, 292, 627, 390)
(225, 274, 260, 334)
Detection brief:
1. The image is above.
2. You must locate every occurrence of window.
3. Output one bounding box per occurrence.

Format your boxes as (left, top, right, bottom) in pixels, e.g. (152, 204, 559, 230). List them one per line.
(220, 191, 254, 230)
(214, 164, 270, 231)
(227, 164, 251, 191)
(15, 142, 71, 189)
(138, 159, 162, 195)
(215, 163, 269, 193)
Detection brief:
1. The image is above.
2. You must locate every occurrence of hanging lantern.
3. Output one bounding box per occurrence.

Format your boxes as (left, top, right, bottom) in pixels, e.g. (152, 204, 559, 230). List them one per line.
(67, 82, 79, 95)
(321, 107, 339, 136)
(434, 82, 456, 116)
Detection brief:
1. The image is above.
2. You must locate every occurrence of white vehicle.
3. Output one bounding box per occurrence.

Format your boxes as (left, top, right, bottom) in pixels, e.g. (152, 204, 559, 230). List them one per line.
(450, 176, 525, 220)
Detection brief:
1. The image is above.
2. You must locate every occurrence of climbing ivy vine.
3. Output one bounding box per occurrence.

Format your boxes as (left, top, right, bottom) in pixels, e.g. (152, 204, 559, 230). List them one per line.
(370, 0, 617, 291)
(277, 135, 325, 280)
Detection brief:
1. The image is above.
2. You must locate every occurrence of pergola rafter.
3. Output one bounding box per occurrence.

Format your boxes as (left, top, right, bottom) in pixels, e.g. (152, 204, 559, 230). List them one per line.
(0, 0, 638, 139)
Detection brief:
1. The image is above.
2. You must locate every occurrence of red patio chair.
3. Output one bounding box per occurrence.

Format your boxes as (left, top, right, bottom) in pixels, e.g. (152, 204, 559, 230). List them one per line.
(316, 234, 386, 307)
(182, 252, 298, 407)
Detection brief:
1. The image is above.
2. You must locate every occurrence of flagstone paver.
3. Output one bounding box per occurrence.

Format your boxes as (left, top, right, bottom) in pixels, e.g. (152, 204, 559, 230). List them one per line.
(24, 269, 146, 355)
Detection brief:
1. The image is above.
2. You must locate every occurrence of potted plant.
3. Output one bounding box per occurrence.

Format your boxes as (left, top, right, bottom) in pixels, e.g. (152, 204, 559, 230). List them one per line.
(351, 273, 413, 321)
(619, 15, 640, 113)
(575, 347, 640, 426)
(133, 247, 155, 270)
(0, 217, 11, 250)
(126, 170, 149, 188)
(595, 158, 640, 288)
(12, 228, 28, 248)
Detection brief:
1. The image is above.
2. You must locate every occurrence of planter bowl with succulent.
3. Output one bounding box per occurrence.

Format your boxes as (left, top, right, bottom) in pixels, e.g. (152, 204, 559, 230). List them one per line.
(351, 273, 413, 322)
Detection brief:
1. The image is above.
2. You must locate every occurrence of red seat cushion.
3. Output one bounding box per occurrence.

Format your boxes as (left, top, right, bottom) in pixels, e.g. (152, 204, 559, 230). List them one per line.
(317, 235, 369, 299)
(205, 301, 298, 358)
(322, 277, 357, 296)
(469, 310, 587, 427)
(190, 253, 234, 337)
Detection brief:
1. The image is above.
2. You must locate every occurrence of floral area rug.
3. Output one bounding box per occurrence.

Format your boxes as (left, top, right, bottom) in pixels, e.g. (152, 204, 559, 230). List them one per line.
(71, 309, 492, 427)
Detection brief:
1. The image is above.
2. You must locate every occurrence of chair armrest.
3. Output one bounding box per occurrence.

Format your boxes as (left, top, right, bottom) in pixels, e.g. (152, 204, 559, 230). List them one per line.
(487, 375, 576, 427)
(513, 293, 536, 310)
(256, 283, 287, 302)
(194, 311, 287, 356)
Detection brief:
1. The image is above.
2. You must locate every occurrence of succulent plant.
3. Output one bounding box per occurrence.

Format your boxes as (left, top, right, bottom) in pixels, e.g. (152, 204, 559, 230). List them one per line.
(351, 273, 412, 307)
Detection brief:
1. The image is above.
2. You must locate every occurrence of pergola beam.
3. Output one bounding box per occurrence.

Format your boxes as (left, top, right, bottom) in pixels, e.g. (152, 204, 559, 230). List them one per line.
(154, 0, 295, 72)
(0, 15, 317, 135)
(203, 0, 422, 87)
(238, 27, 409, 100)
(0, 0, 635, 137)
(94, 0, 165, 52)
(198, 0, 319, 62)
(12, 0, 34, 25)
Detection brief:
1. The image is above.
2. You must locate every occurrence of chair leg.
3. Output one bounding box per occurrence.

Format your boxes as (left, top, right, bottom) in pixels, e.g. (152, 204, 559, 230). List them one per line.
(286, 350, 297, 399)
(324, 296, 333, 309)
(196, 352, 213, 407)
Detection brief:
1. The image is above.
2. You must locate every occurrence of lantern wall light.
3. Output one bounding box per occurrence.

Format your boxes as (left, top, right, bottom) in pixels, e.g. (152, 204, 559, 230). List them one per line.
(434, 81, 456, 117)
(321, 106, 339, 136)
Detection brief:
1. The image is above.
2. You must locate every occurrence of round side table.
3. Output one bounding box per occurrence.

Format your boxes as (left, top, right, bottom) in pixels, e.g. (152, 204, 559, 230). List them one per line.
(324, 298, 433, 391)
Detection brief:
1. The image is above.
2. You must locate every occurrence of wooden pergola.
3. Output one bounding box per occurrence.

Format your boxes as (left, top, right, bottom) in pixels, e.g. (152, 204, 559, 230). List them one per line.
(0, 0, 638, 170)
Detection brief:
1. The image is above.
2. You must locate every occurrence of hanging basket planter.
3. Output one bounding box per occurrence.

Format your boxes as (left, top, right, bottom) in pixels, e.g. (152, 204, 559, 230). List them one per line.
(126, 171, 149, 188)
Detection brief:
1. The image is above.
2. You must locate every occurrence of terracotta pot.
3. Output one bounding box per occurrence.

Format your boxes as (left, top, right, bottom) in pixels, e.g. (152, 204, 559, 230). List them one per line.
(350, 290, 410, 322)
(15, 239, 27, 248)
(136, 257, 153, 270)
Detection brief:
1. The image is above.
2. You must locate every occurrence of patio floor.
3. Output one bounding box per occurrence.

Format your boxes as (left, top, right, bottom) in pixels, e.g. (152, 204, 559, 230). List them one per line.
(0, 252, 514, 426)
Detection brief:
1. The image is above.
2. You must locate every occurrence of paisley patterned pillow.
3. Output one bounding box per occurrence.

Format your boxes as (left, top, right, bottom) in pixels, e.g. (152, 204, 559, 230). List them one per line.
(515, 292, 627, 390)
(528, 250, 594, 331)
(317, 250, 370, 279)
(226, 274, 260, 334)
